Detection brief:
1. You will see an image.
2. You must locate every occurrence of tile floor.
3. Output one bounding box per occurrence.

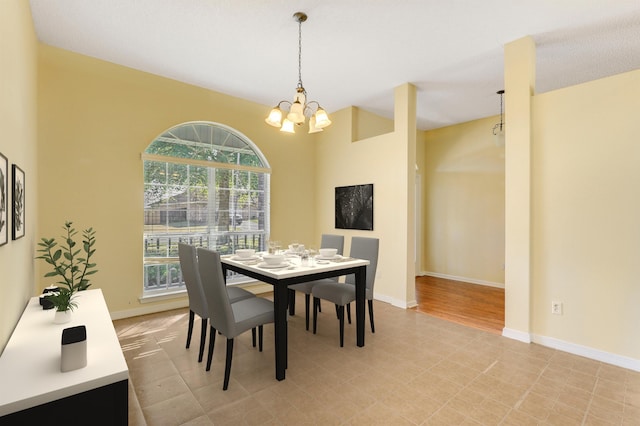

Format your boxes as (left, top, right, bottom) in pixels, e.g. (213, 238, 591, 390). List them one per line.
(114, 293, 640, 425)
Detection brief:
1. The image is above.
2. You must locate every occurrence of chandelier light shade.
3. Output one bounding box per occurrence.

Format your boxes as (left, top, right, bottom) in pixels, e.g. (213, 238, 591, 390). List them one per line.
(492, 90, 505, 148)
(265, 12, 331, 134)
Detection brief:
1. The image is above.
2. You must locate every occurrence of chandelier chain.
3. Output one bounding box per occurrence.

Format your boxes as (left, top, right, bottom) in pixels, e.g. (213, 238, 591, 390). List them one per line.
(499, 91, 503, 128)
(297, 17, 303, 91)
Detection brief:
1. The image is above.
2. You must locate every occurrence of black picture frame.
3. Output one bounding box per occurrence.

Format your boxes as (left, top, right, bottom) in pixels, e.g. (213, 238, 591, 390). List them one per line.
(12, 164, 25, 240)
(0, 152, 7, 246)
(335, 184, 374, 231)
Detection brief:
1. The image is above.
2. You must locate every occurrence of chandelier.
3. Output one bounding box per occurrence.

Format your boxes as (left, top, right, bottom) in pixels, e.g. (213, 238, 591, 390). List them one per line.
(492, 90, 505, 147)
(265, 12, 331, 134)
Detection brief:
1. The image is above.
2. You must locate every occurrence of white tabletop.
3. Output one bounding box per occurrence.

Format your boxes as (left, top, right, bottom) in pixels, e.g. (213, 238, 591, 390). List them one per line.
(0, 289, 129, 416)
(221, 253, 369, 279)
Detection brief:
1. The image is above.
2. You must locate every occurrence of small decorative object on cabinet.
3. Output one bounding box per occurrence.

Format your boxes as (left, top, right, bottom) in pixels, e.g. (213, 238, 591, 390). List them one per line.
(61, 325, 88, 372)
(37, 221, 98, 320)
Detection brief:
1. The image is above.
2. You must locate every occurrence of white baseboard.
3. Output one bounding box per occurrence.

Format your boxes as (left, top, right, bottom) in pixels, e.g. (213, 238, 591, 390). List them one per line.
(532, 334, 640, 372)
(501, 328, 640, 372)
(502, 327, 532, 343)
(374, 293, 414, 309)
(110, 298, 189, 320)
(420, 271, 504, 289)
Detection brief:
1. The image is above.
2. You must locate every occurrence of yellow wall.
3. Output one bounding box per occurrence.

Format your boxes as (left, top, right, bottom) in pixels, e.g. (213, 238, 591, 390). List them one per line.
(422, 116, 505, 285)
(531, 69, 640, 360)
(0, 0, 39, 353)
(37, 45, 317, 316)
(314, 86, 416, 307)
(352, 107, 394, 141)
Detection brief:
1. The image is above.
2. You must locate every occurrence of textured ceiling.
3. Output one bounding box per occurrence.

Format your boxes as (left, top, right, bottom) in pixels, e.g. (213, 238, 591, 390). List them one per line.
(29, 0, 640, 130)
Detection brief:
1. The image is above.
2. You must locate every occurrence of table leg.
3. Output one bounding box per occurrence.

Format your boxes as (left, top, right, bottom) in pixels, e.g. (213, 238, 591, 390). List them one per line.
(355, 265, 366, 347)
(273, 282, 289, 380)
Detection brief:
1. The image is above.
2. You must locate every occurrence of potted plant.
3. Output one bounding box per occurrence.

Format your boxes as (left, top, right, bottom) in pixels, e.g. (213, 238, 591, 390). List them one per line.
(36, 221, 97, 323)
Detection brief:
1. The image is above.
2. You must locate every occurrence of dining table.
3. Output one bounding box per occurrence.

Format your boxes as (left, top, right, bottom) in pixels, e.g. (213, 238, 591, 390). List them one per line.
(220, 253, 369, 381)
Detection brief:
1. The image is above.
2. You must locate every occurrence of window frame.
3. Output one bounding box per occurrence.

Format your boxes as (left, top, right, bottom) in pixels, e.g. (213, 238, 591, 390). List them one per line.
(142, 122, 271, 299)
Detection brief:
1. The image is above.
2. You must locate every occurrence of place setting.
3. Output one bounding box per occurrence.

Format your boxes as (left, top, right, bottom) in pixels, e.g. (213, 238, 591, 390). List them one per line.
(227, 249, 261, 264)
(314, 248, 341, 264)
(229, 249, 293, 270)
(227, 242, 348, 270)
(258, 253, 292, 269)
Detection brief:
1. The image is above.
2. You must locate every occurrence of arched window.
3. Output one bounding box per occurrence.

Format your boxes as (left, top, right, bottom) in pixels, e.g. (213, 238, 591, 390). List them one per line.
(142, 122, 270, 297)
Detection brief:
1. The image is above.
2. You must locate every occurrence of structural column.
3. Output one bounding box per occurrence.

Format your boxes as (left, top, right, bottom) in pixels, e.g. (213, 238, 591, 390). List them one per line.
(503, 36, 535, 342)
(394, 83, 417, 307)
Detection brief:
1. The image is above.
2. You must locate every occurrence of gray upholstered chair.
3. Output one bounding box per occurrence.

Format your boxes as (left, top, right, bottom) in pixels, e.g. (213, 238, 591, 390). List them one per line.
(312, 237, 379, 346)
(178, 243, 254, 363)
(196, 247, 274, 390)
(288, 234, 344, 330)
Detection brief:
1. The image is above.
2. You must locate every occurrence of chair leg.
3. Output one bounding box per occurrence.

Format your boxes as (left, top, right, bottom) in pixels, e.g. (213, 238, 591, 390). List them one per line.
(318, 299, 322, 312)
(223, 338, 234, 391)
(258, 325, 264, 352)
(206, 325, 217, 371)
(252, 328, 256, 347)
(313, 297, 319, 334)
(368, 299, 375, 333)
(346, 303, 352, 324)
(198, 318, 208, 362)
(304, 294, 310, 330)
(338, 305, 345, 347)
(186, 310, 195, 349)
(335, 304, 340, 319)
(288, 289, 296, 315)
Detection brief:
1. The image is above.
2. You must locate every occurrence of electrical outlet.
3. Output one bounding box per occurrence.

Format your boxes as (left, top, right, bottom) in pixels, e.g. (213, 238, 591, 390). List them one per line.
(551, 301, 563, 315)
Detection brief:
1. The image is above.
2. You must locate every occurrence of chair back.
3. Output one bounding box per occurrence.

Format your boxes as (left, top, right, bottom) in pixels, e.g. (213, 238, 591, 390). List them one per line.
(321, 234, 344, 283)
(178, 243, 208, 317)
(196, 248, 236, 337)
(345, 237, 379, 297)
(321, 234, 344, 255)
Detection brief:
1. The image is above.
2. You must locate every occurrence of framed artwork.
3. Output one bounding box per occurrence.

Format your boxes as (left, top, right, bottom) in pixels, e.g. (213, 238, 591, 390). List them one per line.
(0, 152, 7, 246)
(12, 164, 25, 240)
(335, 183, 374, 231)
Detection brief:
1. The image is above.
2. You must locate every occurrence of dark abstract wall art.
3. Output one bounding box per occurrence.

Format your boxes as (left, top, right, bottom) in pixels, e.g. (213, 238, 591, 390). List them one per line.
(335, 184, 373, 231)
(0, 152, 7, 246)
(12, 164, 25, 240)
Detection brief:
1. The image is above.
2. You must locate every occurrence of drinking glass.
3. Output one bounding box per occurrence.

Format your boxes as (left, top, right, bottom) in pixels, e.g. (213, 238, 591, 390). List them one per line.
(300, 250, 309, 266)
(307, 247, 317, 267)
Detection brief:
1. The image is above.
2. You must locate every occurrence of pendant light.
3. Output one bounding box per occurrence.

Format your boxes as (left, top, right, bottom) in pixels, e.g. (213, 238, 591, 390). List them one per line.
(265, 12, 331, 134)
(492, 90, 505, 148)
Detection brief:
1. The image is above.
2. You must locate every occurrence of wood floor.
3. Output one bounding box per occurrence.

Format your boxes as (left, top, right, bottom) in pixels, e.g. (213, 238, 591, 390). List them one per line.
(414, 275, 505, 334)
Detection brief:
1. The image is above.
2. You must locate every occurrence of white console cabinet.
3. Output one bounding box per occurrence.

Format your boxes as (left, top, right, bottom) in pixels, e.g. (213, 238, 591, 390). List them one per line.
(0, 289, 128, 424)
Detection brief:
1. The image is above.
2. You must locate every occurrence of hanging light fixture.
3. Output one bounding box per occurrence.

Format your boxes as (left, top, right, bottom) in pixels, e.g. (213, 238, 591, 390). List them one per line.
(265, 12, 331, 134)
(492, 90, 505, 148)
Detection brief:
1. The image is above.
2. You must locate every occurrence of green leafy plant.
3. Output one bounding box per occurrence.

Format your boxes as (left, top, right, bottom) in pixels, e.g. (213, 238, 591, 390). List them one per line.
(36, 221, 97, 312)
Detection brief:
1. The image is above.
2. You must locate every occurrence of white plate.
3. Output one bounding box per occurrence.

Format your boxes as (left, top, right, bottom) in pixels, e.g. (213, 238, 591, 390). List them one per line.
(316, 254, 342, 260)
(231, 255, 260, 261)
(258, 262, 289, 269)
